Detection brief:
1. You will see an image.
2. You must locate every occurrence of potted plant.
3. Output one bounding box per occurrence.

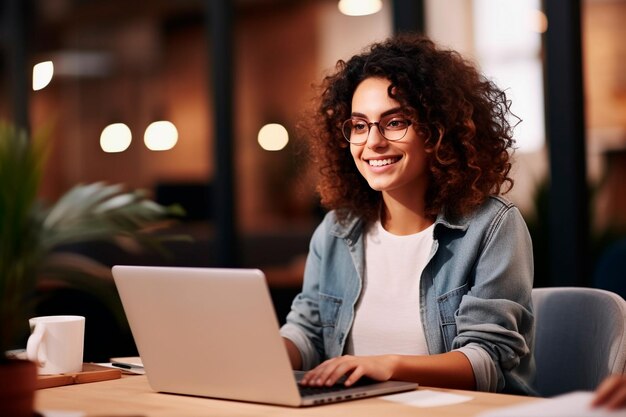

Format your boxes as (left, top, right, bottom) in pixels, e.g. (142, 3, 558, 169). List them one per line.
(0, 121, 186, 416)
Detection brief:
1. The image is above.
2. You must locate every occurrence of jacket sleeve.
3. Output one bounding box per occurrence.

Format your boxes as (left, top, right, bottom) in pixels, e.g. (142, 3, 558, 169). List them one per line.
(279, 218, 328, 370)
(451, 205, 535, 393)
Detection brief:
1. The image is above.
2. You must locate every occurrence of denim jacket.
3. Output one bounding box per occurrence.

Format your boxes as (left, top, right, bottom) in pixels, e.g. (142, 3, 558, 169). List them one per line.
(280, 196, 536, 395)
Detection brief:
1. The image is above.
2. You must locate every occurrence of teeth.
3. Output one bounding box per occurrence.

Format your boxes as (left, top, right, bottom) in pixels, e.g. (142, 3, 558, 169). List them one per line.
(368, 158, 398, 167)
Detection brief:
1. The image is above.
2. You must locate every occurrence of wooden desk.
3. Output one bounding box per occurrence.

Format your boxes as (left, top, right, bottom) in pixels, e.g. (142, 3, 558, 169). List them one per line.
(35, 375, 542, 417)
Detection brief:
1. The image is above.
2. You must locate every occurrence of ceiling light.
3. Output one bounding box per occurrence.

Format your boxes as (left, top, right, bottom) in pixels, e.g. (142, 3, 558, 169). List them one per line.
(258, 123, 289, 151)
(338, 0, 383, 17)
(144, 121, 178, 151)
(100, 123, 132, 153)
(33, 61, 54, 91)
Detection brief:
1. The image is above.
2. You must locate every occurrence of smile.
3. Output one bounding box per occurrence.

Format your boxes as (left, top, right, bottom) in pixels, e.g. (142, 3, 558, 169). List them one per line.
(368, 157, 400, 167)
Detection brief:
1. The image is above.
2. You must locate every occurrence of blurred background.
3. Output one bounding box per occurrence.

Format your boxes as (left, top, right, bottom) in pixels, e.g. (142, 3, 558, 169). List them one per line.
(1, 0, 625, 360)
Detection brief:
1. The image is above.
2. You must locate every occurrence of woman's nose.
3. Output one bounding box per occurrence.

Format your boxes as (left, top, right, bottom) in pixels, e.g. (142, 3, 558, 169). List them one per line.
(366, 124, 387, 149)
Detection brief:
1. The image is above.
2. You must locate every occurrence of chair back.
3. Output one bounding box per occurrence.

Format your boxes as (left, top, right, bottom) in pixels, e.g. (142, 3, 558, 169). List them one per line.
(532, 287, 626, 397)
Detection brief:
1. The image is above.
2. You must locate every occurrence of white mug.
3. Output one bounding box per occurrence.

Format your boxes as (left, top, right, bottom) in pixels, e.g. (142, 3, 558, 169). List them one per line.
(26, 315, 85, 375)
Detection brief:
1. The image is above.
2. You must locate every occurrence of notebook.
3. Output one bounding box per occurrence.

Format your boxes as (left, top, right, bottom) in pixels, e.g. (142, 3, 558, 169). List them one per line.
(111, 265, 418, 407)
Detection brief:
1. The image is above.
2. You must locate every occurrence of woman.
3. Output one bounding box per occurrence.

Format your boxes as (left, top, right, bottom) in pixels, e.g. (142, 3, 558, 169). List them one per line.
(280, 34, 535, 395)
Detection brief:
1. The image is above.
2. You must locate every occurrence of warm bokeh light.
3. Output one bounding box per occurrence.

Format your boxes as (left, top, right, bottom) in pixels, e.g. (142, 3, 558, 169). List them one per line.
(144, 121, 178, 151)
(32, 61, 54, 91)
(100, 123, 132, 153)
(473, 0, 545, 154)
(258, 123, 289, 151)
(529, 9, 548, 34)
(338, 0, 382, 16)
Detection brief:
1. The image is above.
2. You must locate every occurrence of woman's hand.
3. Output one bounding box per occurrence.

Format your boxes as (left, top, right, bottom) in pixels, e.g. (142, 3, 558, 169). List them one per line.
(299, 354, 398, 387)
(592, 374, 626, 410)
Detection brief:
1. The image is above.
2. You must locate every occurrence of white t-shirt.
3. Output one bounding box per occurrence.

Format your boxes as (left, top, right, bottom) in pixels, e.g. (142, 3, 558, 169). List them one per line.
(349, 220, 435, 356)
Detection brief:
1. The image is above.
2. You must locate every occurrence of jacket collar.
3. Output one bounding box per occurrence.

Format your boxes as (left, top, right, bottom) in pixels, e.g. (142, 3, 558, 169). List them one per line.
(330, 208, 470, 242)
(330, 213, 364, 244)
(434, 210, 470, 232)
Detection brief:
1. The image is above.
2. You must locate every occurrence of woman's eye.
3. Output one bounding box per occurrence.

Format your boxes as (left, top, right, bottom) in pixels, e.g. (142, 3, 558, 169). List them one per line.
(353, 121, 368, 132)
(386, 119, 408, 129)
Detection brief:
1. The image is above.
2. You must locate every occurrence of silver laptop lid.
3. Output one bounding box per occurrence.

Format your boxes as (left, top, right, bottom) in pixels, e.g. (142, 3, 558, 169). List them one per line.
(112, 265, 302, 406)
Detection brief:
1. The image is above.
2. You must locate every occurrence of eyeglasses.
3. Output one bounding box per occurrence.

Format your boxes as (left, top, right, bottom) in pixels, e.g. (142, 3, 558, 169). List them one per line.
(341, 115, 412, 145)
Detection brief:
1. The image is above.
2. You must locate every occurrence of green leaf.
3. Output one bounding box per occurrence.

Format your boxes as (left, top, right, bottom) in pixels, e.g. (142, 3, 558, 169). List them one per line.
(0, 120, 191, 356)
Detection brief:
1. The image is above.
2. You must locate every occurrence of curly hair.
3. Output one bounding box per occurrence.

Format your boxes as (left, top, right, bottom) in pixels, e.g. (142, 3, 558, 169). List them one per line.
(303, 34, 517, 223)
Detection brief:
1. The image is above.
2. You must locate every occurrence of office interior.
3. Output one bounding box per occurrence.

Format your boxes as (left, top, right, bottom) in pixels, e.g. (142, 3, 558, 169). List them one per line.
(1, 0, 626, 361)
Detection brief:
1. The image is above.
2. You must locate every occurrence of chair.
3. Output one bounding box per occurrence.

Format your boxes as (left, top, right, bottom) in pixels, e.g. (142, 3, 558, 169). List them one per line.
(532, 287, 626, 397)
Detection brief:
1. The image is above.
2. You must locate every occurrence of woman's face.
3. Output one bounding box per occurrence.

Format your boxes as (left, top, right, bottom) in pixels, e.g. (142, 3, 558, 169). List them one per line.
(349, 77, 428, 201)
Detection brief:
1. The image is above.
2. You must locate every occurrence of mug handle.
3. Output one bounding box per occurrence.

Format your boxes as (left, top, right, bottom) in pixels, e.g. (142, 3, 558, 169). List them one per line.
(26, 323, 47, 367)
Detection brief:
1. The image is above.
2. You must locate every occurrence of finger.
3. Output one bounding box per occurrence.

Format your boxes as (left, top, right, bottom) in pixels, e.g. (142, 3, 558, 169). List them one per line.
(324, 361, 358, 386)
(318, 359, 352, 386)
(305, 359, 341, 386)
(301, 368, 326, 385)
(592, 376, 622, 407)
(344, 366, 365, 386)
(605, 386, 626, 410)
(300, 367, 324, 385)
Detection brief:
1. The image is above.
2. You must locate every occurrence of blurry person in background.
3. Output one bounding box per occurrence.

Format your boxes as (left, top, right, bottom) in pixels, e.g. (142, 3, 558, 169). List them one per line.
(279, 34, 535, 395)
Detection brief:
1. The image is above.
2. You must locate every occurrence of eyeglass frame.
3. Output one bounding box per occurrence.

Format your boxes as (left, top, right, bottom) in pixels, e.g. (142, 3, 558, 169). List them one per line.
(341, 115, 413, 145)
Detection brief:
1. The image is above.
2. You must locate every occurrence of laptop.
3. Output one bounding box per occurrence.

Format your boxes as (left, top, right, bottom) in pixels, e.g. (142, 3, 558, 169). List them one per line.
(111, 265, 418, 407)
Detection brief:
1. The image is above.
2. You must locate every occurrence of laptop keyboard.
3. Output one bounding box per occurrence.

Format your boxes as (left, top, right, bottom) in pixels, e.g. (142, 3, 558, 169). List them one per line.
(298, 376, 377, 398)
(299, 384, 351, 397)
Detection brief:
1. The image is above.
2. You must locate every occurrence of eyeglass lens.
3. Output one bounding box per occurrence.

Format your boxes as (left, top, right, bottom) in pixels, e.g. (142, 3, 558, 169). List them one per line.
(342, 116, 411, 144)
